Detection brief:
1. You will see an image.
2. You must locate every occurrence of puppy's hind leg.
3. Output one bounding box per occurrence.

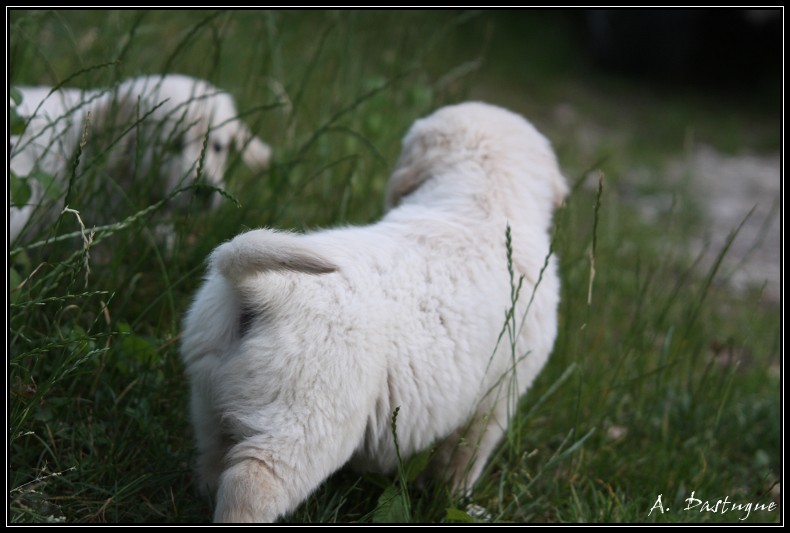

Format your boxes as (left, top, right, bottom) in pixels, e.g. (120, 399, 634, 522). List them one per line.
(191, 395, 230, 498)
(214, 452, 287, 523)
(213, 427, 358, 523)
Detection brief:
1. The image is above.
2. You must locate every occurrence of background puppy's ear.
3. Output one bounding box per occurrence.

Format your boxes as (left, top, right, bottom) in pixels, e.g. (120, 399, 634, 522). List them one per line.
(552, 168, 569, 208)
(234, 125, 271, 170)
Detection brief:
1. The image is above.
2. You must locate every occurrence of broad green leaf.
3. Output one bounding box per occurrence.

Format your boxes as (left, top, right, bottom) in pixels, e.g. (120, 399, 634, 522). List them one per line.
(10, 172, 31, 206)
(403, 447, 433, 482)
(9, 86, 23, 105)
(445, 507, 476, 523)
(372, 485, 410, 523)
(9, 88, 26, 135)
(10, 106, 26, 135)
(9, 268, 23, 305)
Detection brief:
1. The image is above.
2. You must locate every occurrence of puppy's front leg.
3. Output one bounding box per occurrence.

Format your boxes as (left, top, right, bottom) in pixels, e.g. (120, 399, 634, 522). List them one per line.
(428, 399, 509, 496)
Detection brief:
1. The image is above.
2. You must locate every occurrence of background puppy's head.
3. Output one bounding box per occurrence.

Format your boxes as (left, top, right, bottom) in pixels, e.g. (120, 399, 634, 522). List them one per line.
(385, 102, 568, 218)
(117, 75, 272, 206)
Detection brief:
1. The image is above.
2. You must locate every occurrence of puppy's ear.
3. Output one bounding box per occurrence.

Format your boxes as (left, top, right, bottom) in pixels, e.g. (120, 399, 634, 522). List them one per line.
(234, 125, 271, 170)
(552, 168, 569, 208)
(385, 160, 431, 210)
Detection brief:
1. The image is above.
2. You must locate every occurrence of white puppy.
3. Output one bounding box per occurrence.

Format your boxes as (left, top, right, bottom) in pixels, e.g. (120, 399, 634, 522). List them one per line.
(181, 102, 567, 522)
(9, 74, 271, 243)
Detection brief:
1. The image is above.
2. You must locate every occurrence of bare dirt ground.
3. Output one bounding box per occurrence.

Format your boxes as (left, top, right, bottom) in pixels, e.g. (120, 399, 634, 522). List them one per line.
(674, 146, 780, 303)
(620, 146, 779, 303)
(627, 144, 781, 303)
(547, 102, 780, 304)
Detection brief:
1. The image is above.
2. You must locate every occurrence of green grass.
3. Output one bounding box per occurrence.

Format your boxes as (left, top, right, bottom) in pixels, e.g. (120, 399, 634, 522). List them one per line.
(9, 10, 780, 524)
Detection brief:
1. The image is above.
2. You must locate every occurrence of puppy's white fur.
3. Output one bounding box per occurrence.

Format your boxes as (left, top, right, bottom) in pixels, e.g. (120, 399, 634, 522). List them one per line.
(181, 102, 567, 523)
(9, 74, 271, 243)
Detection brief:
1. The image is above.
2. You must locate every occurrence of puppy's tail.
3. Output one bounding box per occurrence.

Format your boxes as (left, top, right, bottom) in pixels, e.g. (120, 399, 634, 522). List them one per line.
(211, 229, 337, 282)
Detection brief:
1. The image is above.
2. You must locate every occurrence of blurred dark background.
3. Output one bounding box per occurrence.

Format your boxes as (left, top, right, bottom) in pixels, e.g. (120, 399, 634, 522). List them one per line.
(583, 9, 781, 87)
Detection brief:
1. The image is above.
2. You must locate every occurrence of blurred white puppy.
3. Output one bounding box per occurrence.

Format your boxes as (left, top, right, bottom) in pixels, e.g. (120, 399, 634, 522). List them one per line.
(9, 74, 271, 243)
(181, 102, 567, 522)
